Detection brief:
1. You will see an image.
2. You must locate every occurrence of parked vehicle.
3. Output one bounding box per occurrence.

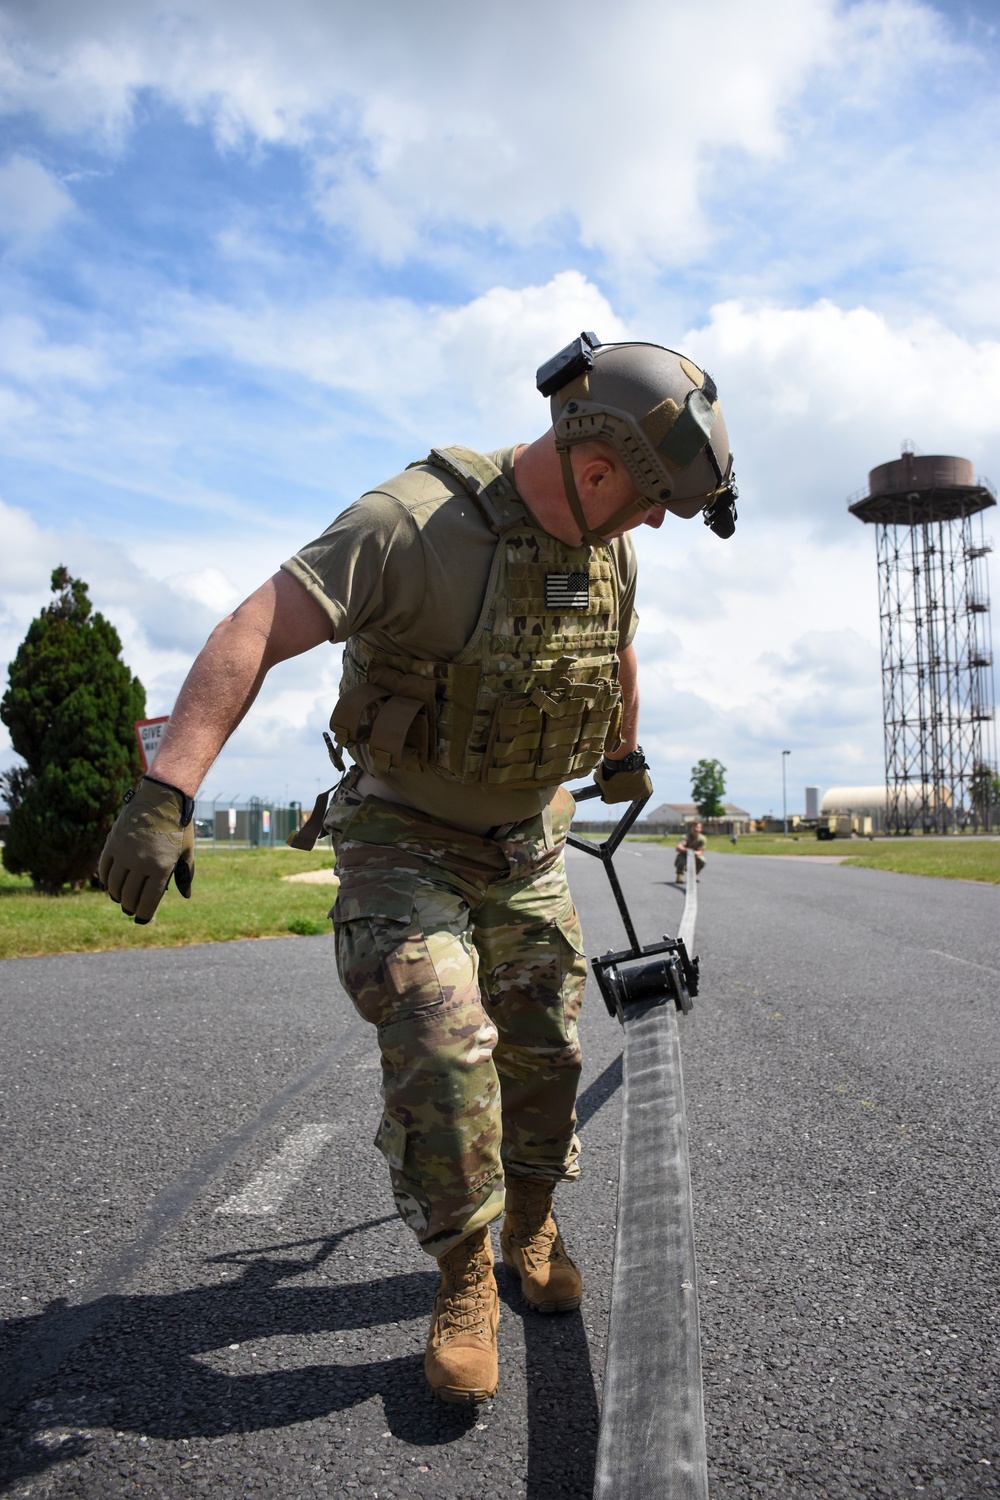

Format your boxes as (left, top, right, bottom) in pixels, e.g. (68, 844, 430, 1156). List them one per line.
(816, 813, 873, 840)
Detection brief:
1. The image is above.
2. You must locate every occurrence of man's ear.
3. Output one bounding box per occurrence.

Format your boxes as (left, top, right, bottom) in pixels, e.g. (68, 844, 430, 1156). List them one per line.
(576, 453, 614, 491)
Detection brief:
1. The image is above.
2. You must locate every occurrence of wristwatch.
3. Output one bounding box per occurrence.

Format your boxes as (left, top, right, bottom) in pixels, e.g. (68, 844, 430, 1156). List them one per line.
(602, 746, 646, 776)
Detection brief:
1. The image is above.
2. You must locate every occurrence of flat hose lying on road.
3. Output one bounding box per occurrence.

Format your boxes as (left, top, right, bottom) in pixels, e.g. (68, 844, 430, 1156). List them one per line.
(677, 842, 698, 956)
(593, 845, 708, 1500)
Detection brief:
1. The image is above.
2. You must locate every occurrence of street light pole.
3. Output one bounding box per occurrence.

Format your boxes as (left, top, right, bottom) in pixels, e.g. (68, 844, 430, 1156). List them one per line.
(782, 750, 790, 836)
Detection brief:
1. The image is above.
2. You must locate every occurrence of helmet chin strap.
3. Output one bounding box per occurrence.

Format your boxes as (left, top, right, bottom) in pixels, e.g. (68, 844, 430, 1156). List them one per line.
(557, 443, 653, 547)
(558, 437, 737, 544)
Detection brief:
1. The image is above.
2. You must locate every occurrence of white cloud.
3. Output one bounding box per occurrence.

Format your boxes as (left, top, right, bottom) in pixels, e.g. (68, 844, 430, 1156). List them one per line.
(127, 279, 1000, 538)
(0, 8, 154, 142)
(0, 154, 74, 247)
(3, 0, 998, 334)
(161, 270, 628, 443)
(0, 497, 220, 762)
(0, 0, 852, 266)
(303, 0, 835, 268)
(688, 299, 1000, 530)
(0, 314, 103, 385)
(0, 386, 36, 427)
(627, 511, 888, 809)
(0, 269, 631, 561)
(164, 567, 242, 615)
(0, 496, 215, 646)
(822, 0, 957, 104)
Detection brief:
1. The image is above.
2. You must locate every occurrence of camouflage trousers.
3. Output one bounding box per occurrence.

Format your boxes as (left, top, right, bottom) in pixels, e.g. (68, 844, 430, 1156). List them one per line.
(327, 783, 586, 1259)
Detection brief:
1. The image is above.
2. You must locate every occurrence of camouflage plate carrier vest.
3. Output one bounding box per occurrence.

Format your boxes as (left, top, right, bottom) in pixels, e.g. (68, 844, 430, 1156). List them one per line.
(329, 446, 623, 790)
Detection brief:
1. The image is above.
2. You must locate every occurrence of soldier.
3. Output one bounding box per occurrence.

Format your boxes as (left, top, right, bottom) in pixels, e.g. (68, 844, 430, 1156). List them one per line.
(675, 819, 708, 883)
(98, 334, 736, 1404)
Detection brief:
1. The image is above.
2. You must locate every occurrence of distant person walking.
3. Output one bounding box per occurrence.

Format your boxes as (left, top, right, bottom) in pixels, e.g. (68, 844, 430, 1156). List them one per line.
(675, 820, 707, 884)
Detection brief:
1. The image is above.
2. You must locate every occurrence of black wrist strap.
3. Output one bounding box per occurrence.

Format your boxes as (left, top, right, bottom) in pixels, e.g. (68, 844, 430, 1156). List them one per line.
(603, 746, 645, 776)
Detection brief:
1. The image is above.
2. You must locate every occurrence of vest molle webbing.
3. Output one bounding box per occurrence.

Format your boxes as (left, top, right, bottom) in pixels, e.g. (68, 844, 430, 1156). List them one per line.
(329, 446, 623, 790)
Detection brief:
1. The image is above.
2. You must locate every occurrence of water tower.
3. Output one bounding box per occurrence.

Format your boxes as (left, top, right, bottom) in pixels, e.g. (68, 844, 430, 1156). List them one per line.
(849, 451, 997, 833)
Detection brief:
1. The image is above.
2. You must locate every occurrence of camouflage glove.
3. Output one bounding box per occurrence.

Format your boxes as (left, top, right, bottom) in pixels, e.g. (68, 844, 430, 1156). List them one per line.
(593, 746, 653, 804)
(98, 776, 195, 924)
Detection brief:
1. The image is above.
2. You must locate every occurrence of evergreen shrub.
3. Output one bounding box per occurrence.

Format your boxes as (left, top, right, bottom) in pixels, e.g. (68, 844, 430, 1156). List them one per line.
(1, 568, 145, 892)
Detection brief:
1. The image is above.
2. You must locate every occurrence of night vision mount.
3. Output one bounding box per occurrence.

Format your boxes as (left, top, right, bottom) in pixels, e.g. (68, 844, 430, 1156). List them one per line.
(567, 784, 699, 1023)
(536, 331, 602, 399)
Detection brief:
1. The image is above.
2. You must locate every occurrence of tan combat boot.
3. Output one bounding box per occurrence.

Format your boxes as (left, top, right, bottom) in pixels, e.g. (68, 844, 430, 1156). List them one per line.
(501, 1178, 582, 1313)
(424, 1225, 499, 1403)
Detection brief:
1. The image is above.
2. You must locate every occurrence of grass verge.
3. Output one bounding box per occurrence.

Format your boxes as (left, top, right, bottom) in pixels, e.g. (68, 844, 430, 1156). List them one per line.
(635, 832, 1000, 883)
(0, 847, 340, 960)
(837, 842, 1000, 883)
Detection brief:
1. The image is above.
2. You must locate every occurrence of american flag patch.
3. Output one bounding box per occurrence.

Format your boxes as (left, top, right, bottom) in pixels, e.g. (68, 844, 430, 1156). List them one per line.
(545, 571, 590, 610)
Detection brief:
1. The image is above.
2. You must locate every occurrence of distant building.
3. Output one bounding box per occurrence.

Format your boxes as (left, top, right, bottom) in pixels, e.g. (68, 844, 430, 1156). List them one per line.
(645, 802, 753, 835)
(820, 786, 889, 816)
(817, 784, 926, 834)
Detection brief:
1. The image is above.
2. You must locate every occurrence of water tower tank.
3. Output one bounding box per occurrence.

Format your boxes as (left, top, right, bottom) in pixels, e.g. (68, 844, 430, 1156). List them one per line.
(849, 453, 992, 525)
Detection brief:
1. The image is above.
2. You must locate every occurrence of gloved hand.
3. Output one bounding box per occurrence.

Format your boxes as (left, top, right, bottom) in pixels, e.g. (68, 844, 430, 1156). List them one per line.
(593, 747, 653, 804)
(98, 776, 195, 924)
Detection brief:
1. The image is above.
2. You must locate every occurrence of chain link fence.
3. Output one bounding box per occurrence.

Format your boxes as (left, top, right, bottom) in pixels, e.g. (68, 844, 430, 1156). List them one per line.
(193, 797, 306, 849)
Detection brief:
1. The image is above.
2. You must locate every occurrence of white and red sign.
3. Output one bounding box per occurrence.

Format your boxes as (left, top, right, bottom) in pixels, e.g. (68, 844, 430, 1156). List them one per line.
(134, 716, 170, 771)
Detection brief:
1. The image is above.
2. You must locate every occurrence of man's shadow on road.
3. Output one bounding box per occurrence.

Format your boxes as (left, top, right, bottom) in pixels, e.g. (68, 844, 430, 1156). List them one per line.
(497, 1275, 600, 1498)
(1, 1214, 601, 1498)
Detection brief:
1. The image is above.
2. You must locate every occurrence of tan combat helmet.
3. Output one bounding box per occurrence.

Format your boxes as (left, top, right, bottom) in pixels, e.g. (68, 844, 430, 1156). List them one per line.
(536, 332, 737, 545)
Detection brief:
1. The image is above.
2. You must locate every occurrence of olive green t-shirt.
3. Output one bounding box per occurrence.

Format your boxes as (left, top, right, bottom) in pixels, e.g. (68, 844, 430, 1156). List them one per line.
(282, 447, 638, 833)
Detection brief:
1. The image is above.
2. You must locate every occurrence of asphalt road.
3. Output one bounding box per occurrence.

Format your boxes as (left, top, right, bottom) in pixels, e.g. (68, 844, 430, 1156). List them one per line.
(0, 848, 997, 1499)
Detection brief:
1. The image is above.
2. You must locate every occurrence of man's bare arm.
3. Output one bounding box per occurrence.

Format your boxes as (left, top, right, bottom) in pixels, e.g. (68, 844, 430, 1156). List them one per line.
(606, 642, 640, 759)
(148, 571, 334, 796)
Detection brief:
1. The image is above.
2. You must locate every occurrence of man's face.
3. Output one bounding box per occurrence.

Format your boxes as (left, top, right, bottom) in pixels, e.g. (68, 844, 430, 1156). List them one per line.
(692, 822, 702, 833)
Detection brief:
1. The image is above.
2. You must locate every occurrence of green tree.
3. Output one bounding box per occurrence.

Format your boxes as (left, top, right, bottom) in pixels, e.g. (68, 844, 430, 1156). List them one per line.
(968, 761, 1000, 827)
(1, 567, 145, 892)
(691, 757, 727, 819)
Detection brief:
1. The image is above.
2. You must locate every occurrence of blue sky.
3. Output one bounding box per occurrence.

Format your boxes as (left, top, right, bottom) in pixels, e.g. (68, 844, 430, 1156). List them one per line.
(1, 0, 998, 815)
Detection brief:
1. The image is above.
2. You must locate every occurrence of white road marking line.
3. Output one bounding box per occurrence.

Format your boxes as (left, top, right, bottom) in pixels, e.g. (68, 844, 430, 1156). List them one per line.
(217, 1124, 337, 1216)
(925, 949, 1000, 978)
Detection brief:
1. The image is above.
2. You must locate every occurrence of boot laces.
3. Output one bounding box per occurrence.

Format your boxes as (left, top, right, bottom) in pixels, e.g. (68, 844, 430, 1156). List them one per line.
(436, 1247, 493, 1340)
(514, 1215, 572, 1272)
(508, 1191, 573, 1270)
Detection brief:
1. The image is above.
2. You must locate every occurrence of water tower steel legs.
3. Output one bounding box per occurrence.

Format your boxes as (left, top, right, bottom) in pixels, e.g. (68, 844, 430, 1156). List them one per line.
(876, 504, 996, 834)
